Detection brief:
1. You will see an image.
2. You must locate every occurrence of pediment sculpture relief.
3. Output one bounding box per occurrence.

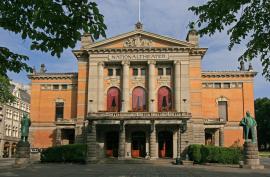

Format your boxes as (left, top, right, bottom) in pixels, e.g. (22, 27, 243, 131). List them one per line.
(123, 35, 153, 48)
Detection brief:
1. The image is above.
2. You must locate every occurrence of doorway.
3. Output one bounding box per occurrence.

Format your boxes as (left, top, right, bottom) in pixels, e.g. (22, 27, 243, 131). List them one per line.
(131, 132, 146, 158)
(105, 131, 119, 157)
(158, 131, 173, 158)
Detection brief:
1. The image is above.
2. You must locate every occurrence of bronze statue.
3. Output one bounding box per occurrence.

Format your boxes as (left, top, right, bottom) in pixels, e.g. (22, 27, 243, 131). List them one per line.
(21, 114, 31, 142)
(239, 111, 257, 143)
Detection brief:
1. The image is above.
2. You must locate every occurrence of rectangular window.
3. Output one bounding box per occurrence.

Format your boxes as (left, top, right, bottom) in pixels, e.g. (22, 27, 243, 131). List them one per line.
(116, 69, 121, 76)
(158, 68, 163, 76)
(53, 85, 59, 90)
(223, 83, 230, 89)
(133, 68, 138, 76)
(62, 84, 68, 90)
(166, 68, 172, 75)
(218, 101, 228, 121)
(141, 68, 146, 76)
(214, 83, 221, 88)
(55, 102, 64, 120)
(108, 69, 113, 76)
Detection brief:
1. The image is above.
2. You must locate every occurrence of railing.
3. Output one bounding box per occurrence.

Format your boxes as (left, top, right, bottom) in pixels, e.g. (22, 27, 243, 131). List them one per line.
(88, 111, 191, 119)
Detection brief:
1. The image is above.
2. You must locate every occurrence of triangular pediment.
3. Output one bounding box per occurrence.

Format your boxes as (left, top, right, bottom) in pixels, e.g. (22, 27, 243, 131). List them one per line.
(84, 30, 195, 49)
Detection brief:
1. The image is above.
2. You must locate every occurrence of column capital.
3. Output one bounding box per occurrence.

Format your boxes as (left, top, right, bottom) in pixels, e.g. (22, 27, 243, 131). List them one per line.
(147, 60, 156, 65)
(174, 60, 181, 65)
(121, 60, 130, 65)
(97, 61, 104, 66)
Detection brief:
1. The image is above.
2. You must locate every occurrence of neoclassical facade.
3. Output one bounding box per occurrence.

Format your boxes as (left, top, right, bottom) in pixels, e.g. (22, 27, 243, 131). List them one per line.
(29, 23, 256, 160)
(0, 82, 30, 158)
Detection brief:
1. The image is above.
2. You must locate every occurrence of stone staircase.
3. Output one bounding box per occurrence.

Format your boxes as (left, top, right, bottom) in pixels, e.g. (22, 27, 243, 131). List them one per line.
(0, 158, 14, 169)
(98, 158, 174, 164)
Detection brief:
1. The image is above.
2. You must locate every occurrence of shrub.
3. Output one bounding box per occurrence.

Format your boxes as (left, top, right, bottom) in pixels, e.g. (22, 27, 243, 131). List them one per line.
(41, 144, 87, 163)
(188, 144, 202, 163)
(187, 144, 243, 164)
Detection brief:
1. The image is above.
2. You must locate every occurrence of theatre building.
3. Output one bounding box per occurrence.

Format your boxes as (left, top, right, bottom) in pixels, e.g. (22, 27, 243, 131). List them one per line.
(29, 23, 256, 160)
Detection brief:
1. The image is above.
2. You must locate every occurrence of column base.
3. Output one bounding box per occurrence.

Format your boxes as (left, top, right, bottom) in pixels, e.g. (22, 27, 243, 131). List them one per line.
(118, 157, 126, 160)
(149, 157, 158, 160)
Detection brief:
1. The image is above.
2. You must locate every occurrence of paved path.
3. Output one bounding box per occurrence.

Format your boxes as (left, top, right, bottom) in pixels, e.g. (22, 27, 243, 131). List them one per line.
(0, 162, 269, 177)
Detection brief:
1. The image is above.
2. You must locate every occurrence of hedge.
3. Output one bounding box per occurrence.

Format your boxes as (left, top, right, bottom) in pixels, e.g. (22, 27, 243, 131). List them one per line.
(188, 144, 243, 164)
(41, 144, 87, 163)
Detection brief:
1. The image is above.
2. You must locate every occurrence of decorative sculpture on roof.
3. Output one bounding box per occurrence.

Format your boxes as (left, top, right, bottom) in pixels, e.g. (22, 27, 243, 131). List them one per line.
(239, 111, 257, 144)
(123, 35, 152, 48)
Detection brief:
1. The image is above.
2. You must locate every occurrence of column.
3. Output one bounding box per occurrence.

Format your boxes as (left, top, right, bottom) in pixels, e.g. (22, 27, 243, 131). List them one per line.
(121, 61, 130, 112)
(56, 128, 61, 146)
(150, 123, 157, 159)
(180, 61, 190, 112)
(87, 121, 96, 162)
(219, 128, 224, 147)
(118, 122, 126, 159)
(148, 61, 156, 112)
(177, 126, 181, 158)
(174, 61, 181, 112)
(97, 62, 104, 111)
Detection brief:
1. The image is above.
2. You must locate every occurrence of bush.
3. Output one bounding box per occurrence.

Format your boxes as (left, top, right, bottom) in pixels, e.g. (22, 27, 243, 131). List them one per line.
(188, 144, 243, 164)
(41, 144, 87, 163)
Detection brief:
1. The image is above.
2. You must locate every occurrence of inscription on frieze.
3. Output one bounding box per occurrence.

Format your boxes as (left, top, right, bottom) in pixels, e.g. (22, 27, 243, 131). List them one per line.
(108, 53, 169, 61)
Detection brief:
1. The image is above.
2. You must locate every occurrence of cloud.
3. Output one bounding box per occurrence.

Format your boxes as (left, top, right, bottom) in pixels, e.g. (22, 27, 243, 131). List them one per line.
(2, 0, 269, 98)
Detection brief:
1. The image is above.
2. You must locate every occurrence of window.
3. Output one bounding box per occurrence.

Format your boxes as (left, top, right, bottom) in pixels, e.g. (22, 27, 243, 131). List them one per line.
(214, 83, 221, 88)
(62, 84, 68, 90)
(218, 101, 228, 121)
(158, 87, 172, 112)
(133, 68, 138, 76)
(116, 69, 121, 76)
(132, 87, 146, 111)
(107, 87, 121, 112)
(141, 68, 146, 76)
(223, 83, 230, 89)
(53, 85, 59, 90)
(166, 68, 171, 75)
(55, 102, 64, 120)
(158, 68, 163, 76)
(108, 69, 113, 76)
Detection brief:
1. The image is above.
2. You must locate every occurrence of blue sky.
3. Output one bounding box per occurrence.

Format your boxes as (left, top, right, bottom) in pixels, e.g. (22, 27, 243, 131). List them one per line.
(2, 0, 269, 98)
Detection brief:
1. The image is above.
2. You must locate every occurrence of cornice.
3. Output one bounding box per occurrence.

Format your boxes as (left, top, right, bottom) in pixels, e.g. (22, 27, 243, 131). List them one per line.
(28, 73, 78, 80)
(202, 71, 257, 78)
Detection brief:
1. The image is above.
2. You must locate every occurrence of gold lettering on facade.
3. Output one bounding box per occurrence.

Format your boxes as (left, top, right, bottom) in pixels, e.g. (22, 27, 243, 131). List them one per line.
(109, 54, 169, 61)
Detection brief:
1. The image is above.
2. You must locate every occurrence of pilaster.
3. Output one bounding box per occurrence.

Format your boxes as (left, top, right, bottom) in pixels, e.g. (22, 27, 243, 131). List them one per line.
(174, 61, 181, 112)
(121, 61, 130, 112)
(97, 62, 104, 111)
(148, 60, 156, 112)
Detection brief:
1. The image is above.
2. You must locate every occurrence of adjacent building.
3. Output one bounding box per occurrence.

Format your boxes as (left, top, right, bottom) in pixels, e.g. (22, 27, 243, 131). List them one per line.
(29, 23, 256, 160)
(0, 81, 30, 158)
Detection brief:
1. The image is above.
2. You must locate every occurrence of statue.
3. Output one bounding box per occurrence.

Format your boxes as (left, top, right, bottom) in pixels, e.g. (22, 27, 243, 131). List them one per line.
(239, 111, 257, 143)
(21, 114, 31, 142)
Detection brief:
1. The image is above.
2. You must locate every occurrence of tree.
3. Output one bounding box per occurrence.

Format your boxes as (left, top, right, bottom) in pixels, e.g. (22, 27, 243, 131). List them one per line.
(254, 98, 270, 150)
(189, 0, 270, 80)
(0, 0, 107, 103)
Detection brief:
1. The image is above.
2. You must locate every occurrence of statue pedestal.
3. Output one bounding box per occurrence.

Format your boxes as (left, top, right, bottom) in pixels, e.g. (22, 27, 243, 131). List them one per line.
(242, 141, 264, 169)
(14, 141, 30, 167)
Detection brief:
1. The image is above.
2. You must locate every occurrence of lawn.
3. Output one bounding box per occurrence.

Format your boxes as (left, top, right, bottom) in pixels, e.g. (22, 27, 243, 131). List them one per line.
(259, 151, 270, 157)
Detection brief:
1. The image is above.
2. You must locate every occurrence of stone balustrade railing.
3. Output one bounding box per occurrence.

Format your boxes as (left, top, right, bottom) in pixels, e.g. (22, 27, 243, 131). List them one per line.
(88, 111, 191, 119)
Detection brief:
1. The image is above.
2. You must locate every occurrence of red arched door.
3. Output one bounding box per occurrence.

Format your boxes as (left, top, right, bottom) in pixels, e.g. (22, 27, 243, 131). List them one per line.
(107, 87, 121, 112)
(132, 87, 146, 112)
(158, 87, 172, 112)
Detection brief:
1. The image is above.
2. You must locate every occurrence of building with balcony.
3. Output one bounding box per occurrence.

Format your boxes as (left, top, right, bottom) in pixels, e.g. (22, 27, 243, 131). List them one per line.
(0, 81, 30, 158)
(28, 23, 256, 161)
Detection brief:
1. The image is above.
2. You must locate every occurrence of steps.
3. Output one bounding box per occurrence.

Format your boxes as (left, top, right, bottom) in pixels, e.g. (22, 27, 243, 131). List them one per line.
(98, 158, 174, 164)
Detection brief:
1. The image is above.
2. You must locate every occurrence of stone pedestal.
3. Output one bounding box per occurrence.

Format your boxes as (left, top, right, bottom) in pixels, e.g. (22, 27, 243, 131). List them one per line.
(242, 142, 264, 169)
(14, 141, 30, 167)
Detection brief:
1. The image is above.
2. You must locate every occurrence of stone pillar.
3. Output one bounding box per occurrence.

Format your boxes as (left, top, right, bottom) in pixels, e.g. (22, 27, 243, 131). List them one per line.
(55, 128, 61, 146)
(219, 128, 224, 147)
(177, 127, 181, 158)
(87, 121, 97, 162)
(150, 123, 157, 159)
(243, 141, 264, 169)
(121, 61, 130, 112)
(14, 141, 30, 167)
(97, 62, 104, 111)
(118, 122, 126, 159)
(174, 61, 181, 112)
(148, 61, 156, 112)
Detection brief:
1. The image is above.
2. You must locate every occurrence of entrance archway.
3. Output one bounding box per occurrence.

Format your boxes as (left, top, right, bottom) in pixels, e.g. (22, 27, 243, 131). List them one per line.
(105, 131, 119, 157)
(3, 142, 10, 158)
(131, 132, 146, 158)
(158, 131, 173, 158)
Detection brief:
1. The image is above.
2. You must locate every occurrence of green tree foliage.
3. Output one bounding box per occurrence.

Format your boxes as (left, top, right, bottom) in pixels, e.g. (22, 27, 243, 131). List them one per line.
(0, 0, 107, 103)
(255, 97, 270, 150)
(189, 0, 270, 80)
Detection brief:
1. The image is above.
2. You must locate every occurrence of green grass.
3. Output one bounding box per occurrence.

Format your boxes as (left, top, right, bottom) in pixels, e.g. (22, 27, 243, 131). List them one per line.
(259, 151, 270, 157)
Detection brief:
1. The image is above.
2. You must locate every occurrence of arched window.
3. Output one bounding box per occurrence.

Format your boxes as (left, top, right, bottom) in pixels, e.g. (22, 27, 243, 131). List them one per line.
(132, 87, 146, 112)
(158, 87, 172, 112)
(107, 87, 121, 112)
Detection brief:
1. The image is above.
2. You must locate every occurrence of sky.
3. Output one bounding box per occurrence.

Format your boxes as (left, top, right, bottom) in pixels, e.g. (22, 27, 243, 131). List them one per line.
(1, 0, 269, 98)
